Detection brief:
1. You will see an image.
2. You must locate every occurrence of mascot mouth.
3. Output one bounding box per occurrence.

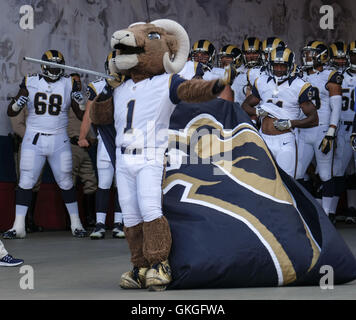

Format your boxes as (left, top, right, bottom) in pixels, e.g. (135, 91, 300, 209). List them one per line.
(114, 43, 145, 55)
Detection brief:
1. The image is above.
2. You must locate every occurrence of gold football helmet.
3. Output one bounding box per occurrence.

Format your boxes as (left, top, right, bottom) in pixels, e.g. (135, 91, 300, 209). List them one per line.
(41, 50, 65, 81)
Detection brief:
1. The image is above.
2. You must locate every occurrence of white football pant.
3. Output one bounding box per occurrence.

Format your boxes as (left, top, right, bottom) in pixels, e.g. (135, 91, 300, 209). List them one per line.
(260, 131, 297, 178)
(19, 130, 73, 190)
(116, 149, 165, 228)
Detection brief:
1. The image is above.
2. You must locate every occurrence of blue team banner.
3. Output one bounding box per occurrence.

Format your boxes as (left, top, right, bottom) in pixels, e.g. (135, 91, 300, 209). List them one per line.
(163, 98, 356, 288)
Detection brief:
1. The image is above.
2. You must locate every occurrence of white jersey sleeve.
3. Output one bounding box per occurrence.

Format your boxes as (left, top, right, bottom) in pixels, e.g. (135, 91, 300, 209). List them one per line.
(304, 69, 343, 125)
(86, 78, 107, 101)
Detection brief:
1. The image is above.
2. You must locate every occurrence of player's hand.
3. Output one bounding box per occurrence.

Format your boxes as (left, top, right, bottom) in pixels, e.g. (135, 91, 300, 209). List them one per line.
(71, 91, 84, 104)
(106, 73, 125, 89)
(273, 119, 292, 131)
(319, 126, 336, 154)
(78, 138, 90, 148)
(351, 133, 356, 152)
(16, 96, 29, 109)
(255, 105, 269, 117)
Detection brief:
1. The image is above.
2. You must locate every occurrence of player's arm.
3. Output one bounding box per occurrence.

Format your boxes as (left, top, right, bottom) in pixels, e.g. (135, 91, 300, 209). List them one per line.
(317, 72, 343, 154)
(292, 101, 318, 128)
(292, 84, 318, 128)
(78, 85, 97, 148)
(273, 83, 318, 131)
(325, 71, 343, 133)
(315, 73, 342, 154)
(241, 80, 262, 120)
(244, 69, 253, 97)
(70, 74, 85, 120)
(7, 77, 29, 117)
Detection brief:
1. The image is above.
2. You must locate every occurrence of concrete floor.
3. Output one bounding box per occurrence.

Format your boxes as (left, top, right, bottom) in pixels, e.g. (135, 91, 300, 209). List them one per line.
(1, 225, 356, 300)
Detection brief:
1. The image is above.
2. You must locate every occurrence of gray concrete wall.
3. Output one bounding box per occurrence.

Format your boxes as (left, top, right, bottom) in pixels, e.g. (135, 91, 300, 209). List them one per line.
(0, 0, 355, 135)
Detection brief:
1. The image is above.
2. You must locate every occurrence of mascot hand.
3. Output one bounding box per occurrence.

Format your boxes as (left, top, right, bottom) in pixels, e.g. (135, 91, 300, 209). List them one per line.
(222, 64, 237, 86)
(106, 73, 125, 89)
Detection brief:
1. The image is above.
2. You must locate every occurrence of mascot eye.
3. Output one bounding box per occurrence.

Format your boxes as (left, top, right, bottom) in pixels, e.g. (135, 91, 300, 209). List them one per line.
(148, 32, 160, 40)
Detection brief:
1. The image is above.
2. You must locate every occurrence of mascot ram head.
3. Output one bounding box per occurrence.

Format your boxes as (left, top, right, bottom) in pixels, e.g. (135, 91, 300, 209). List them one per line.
(109, 19, 190, 82)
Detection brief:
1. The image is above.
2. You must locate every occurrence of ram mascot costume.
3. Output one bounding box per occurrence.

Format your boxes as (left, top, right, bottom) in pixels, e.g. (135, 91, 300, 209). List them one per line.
(91, 19, 356, 291)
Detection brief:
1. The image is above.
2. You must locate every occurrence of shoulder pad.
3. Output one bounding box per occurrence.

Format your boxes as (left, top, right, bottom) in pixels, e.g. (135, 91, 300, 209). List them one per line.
(327, 70, 343, 85)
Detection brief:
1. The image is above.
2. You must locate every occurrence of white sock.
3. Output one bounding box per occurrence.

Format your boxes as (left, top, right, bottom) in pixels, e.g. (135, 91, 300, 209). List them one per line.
(12, 214, 26, 232)
(114, 212, 123, 224)
(96, 212, 106, 225)
(65, 202, 79, 215)
(15, 204, 28, 217)
(65, 202, 83, 231)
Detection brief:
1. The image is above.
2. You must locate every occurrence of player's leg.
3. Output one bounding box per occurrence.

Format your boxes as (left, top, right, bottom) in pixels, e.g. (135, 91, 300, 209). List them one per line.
(272, 133, 297, 178)
(78, 149, 97, 228)
(261, 132, 297, 177)
(48, 134, 86, 237)
(295, 132, 315, 190)
(3, 133, 46, 239)
(137, 159, 172, 290)
(112, 187, 125, 239)
(112, 172, 124, 239)
(90, 147, 113, 239)
(330, 131, 351, 219)
(314, 141, 334, 217)
(0, 240, 8, 259)
(116, 153, 149, 289)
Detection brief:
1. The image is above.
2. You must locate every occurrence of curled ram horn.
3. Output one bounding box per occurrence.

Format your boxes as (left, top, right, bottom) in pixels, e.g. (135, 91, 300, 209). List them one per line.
(151, 19, 190, 74)
(128, 21, 146, 28)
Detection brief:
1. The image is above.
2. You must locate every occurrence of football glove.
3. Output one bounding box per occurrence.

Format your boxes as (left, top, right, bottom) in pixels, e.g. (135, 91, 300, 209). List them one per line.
(319, 126, 336, 155)
(351, 133, 356, 152)
(12, 96, 29, 112)
(71, 91, 84, 104)
(255, 106, 269, 117)
(273, 119, 292, 131)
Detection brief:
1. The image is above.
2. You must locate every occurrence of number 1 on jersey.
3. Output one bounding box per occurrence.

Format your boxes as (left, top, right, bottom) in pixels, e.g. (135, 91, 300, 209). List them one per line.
(124, 100, 135, 133)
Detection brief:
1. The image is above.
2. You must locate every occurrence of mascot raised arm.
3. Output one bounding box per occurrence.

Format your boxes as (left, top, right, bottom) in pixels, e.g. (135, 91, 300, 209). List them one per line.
(90, 19, 228, 291)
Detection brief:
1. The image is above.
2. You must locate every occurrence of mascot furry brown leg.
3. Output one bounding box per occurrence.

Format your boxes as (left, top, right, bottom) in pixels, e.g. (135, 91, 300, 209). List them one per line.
(90, 19, 229, 291)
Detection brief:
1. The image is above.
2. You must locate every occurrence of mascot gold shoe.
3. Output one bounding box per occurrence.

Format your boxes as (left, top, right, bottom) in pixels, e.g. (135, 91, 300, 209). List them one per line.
(146, 259, 172, 291)
(120, 267, 148, 289)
